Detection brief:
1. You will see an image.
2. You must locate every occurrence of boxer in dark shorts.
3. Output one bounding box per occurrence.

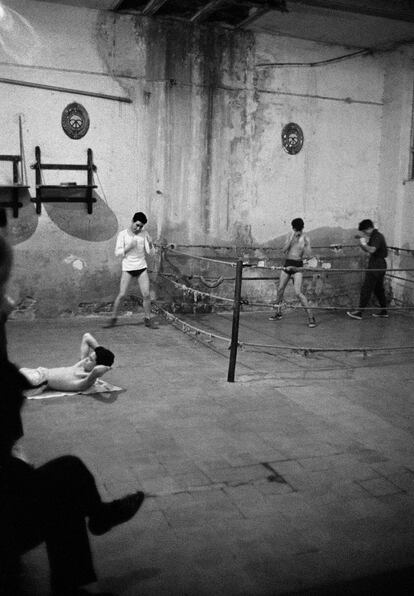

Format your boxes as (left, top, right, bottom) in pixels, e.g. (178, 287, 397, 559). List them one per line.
(127, 268, 147, 277)
(108, 212, 158, 328)
(269, 218, 316, 327)
(283, 259, 303, 272)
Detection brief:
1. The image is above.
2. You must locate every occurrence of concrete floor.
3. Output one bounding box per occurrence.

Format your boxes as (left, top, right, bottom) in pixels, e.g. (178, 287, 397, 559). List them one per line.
(7, 310, 414, 595)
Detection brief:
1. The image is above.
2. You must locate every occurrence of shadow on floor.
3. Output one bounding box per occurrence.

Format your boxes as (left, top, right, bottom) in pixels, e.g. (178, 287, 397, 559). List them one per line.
(286, 565, 414, 595)
(90, 390, 122, 404)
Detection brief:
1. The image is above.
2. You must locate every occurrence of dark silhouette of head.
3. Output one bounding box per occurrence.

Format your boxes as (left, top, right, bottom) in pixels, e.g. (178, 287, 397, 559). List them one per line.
(95, 346, 115, 367)
(291, 218, 304, 232)
(358, 219, 374, 232)
(132, 212, 147, 225)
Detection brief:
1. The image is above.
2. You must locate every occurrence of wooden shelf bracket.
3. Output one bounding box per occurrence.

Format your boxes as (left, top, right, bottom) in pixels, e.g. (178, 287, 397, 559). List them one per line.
(30, 146, 97, 215)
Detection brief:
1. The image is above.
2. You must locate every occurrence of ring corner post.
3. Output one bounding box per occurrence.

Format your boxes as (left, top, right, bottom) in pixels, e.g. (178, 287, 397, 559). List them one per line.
(227, 258, 243, 382)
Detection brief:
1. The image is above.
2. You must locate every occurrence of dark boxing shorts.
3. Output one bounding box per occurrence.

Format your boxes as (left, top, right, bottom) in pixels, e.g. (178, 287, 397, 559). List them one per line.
(126, 268, 147, 277)
(283, 259, 303, 274)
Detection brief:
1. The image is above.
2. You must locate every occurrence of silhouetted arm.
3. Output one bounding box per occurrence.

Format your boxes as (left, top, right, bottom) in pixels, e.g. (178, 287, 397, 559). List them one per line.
(71, 365, 111, 392)
(80, 333, 99, 359)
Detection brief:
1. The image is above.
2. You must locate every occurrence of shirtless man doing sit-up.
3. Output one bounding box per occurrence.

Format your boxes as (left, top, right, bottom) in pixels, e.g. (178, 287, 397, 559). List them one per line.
(20, 333, 114, 393)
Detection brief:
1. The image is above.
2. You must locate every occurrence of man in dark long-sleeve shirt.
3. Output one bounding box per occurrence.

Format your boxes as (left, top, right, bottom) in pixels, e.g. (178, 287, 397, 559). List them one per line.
(347, 219, 388, 320)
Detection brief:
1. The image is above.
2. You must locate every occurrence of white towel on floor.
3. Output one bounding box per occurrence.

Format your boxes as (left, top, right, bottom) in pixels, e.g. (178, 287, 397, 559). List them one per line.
(26, 378, 123, 400)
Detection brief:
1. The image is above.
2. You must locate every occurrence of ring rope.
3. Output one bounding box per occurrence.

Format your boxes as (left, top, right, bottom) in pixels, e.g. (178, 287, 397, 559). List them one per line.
(241, 341, 414, 354)
(199, 275, 225, 288)
(386, 273, 414, 284)
(163, 247, 414, 274)
(163, 259, 414, 275)
(388, 246, 414, 254)
(157, 271, 414, 284)
(160, 272, 235, 282)
(159, 273, 414, 312)
(166, 247, 237, 267)
(165, 243, 414, 255)
(247, 265, 414, 273)
(155, 304, 231, 344)
(393, 296, 412, 304)
(158, 273, 234, 303)
(158, 244, 414, 359)
(155, 304, 414, 356)
(245, 301, 414, 311)
(249, 304, 414, 311)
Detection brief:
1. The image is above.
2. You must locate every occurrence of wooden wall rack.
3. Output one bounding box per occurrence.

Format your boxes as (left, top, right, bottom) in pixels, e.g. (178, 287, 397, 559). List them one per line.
(0, 154, 29, 217)
(31, 146, 97, 215)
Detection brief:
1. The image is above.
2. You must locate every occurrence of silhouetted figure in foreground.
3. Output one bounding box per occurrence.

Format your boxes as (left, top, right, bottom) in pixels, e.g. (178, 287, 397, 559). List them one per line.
(0, 217, 144, 596)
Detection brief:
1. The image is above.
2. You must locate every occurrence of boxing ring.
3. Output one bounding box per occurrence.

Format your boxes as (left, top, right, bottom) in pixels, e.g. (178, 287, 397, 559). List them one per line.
(152, 243, 414, 382)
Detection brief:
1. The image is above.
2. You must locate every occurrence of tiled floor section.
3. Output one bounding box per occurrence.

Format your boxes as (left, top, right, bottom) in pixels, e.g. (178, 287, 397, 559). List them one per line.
(6, 312, 414, 595)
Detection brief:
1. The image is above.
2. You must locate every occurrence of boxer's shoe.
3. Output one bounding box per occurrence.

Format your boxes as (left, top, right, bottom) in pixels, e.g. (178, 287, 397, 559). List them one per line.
(269, 312, 282, 321)
(372, 311, 389, 318)
(144, 317, 159, 329)
(89, 491, 145, 536)
(103, 317, 117, 328)
(346, 311, 362, 320)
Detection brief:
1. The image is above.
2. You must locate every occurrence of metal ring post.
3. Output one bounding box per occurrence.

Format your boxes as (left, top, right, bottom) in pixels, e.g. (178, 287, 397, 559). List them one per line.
(227, 259, 243, 382)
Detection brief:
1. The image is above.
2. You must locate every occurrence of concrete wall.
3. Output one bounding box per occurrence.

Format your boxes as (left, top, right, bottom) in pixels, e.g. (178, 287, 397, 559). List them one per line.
(377, 46, 414, 306)
(0, 0, 412, 315)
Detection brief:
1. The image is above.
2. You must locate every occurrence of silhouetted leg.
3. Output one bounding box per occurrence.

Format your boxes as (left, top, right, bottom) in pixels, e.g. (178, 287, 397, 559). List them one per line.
(373, 270, 387, 309)
(34, 456, 102, 591)
(359, 271, 376, 309)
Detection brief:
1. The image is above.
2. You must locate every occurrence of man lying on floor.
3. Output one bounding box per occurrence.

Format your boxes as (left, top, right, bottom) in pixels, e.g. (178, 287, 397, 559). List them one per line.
(20, 333, 115, 393)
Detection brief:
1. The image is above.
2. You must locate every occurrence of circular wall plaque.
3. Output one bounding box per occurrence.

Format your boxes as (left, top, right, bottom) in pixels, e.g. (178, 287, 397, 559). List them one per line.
(281, 122, 304, 155)
(61, 102, 90, 139)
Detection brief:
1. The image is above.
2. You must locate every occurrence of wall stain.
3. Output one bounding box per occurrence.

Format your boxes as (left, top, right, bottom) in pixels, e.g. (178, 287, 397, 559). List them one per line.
(44, 195, 118, 242)
(1, 191, 38, 246)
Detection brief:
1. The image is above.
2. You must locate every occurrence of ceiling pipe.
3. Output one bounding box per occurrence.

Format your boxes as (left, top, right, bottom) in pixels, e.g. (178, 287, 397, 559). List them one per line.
(0, 76, 132, 103)
(236, 3, 286, 29)
(142, 0, 169, 16)
(190, 0, 228, 23)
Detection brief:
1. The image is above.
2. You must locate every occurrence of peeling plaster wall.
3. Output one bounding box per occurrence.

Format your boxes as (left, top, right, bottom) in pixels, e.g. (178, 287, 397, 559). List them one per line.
(0, 0, 411, 314)
(253, 35, 384, 240)
(377, 46, 414, 305)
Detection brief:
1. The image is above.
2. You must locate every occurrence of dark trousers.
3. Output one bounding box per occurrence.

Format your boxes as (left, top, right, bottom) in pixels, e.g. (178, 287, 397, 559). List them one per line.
(1, 455, 101, 594)
(359, 269, 387, 310)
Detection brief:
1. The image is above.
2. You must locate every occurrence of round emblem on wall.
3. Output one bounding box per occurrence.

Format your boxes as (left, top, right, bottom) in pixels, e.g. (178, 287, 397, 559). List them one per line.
(61, 102, 90, 139)
(281, 122, 304, 155)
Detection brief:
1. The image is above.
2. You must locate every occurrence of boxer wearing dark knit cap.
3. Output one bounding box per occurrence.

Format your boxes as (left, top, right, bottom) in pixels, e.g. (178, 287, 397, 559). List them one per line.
(347, 219, 388, 320)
